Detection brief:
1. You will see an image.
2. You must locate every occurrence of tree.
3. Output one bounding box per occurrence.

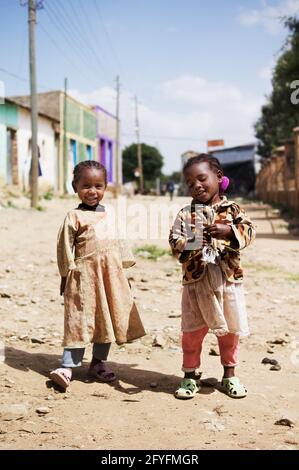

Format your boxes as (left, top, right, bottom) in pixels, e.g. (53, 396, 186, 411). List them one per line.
(254, 17, 299, 159)
(122, 143, 164, 187)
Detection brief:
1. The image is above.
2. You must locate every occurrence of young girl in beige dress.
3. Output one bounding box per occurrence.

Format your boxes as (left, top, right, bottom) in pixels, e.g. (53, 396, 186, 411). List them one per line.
(50, 160, 145, 389)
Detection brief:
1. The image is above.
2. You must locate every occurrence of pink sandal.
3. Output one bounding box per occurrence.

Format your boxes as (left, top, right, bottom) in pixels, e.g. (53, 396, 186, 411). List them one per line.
(88, 361, 116, 383)
(50, 368, 72, 390)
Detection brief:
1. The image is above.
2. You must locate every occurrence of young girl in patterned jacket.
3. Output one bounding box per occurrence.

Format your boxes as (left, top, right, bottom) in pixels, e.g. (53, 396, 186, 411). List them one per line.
(169, 154, 256, 399)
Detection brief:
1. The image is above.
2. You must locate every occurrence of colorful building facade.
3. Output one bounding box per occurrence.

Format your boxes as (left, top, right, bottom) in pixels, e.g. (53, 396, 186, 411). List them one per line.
(0, 98, 58, 191)
(0, 91, 121, 193)
(93, 105, 121, 186)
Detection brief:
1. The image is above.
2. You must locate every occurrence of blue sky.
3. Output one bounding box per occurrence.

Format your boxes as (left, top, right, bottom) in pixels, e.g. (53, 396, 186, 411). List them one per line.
(0, 0, 298, 173)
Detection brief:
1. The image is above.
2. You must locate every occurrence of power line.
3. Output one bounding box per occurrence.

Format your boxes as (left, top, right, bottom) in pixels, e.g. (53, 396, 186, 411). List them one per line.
(44, 2, 104, 80)
(37, 23, 98, 87)
(92, 0, 134, 94)
(51, 0, 108, 78)
(0, 67, 28, 84)
(17, 24, 27, 77)
(122, 133, 251, 143)
(0, 66, 50, 90)
(122, 132, 208, 142)
(67, 0, 112, 80)
(77, 0, 111, 75)
(92, 0, 122, 73)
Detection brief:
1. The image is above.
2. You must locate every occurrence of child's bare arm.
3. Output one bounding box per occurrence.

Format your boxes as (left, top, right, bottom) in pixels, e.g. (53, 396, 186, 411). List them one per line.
(60, 277, 66, 296)
(57, 212, 78, 294)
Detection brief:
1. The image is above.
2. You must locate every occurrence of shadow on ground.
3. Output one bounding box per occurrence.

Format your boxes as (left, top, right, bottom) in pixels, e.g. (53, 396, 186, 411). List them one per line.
(4, 346, 215, 397)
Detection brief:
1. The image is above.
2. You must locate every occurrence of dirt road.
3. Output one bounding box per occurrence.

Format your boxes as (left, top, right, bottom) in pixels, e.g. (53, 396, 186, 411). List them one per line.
(0, 193, 298, 450)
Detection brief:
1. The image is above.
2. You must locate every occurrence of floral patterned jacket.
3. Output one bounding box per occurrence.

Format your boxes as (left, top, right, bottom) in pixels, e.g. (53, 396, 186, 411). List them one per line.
(169, 196, 256, 285)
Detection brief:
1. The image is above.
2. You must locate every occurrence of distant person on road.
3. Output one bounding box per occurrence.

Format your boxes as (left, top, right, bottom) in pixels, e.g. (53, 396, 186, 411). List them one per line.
(166, 179, 175, 200)
(169, 154, 256, 400)
(50, 160, 145, 390)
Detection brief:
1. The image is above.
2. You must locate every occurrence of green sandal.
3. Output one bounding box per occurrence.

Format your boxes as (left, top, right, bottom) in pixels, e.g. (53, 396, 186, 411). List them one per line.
(221, 377, 247, 398)
(174, 378, 200, 399)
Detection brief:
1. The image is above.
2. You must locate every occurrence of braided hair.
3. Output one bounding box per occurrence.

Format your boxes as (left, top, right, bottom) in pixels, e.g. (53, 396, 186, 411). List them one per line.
(72, 160, 107, 187)
(183, 153, 223, 176)
(183, 153, 229, 193)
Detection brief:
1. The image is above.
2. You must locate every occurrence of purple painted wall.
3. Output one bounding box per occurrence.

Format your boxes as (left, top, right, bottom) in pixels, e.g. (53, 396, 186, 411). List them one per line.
(93, 105, 117, 184)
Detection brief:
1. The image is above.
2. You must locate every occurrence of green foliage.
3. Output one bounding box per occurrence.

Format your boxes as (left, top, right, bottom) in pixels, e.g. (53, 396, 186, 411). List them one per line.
(286, 273, 299, 282)
(254, 16, 299, 159)
(134, 244, 171, 260)
(43, 188, 54, 200)
(122, 143, 164, 187)
(6, 200, 17, 209)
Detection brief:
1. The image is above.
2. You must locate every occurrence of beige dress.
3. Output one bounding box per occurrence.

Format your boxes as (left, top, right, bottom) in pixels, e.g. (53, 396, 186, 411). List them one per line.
(57, 206, 146, 348)
(181, 263, 249, 337)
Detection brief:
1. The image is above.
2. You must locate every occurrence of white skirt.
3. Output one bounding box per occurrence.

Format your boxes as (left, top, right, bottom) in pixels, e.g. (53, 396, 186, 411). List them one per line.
(181, 263, 249, 337)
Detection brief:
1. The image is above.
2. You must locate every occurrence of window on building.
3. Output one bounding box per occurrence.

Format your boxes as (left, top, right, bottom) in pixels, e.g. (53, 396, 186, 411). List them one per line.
(86, 144, 92, 160)
(70, 139, 77, 165)
(100, 138, 106, 165)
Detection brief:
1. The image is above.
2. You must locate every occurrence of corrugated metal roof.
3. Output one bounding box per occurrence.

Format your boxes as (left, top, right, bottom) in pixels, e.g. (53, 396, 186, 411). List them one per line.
(211, 144, 256, 165)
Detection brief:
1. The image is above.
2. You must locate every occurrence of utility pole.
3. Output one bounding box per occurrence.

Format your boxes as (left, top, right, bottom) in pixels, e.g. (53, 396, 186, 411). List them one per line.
(115, 75, 120, 196)
(134, 96, 144, 194)
(63, 77, 68, 194)
(28, 0, 39, 208)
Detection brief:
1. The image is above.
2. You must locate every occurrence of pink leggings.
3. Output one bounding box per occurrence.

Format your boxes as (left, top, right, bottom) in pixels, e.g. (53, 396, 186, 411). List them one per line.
(182, 327, 239, 371)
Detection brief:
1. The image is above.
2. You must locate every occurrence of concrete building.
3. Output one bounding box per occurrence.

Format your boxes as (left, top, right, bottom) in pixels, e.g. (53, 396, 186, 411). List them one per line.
(4, 92, 121, 193)
(10, 91, 97, 193)
(0, 99, 18, 186)
(0, 98, 58, 191)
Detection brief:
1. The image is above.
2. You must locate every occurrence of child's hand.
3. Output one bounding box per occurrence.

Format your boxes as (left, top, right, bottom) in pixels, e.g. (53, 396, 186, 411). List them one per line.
(60, 277, 66, 296)
(205, 223, 233, 241)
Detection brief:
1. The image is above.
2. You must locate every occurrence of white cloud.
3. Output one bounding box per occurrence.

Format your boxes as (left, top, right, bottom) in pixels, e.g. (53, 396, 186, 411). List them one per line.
(238, 9, 261, 26)
(69, 86, 117, 112)
(258, 58, 275, 95)
(160, 75, 263, 121)
(69, 74, 264, 174)
(237, 0, 299, 34)
(161, 75, 243, 105)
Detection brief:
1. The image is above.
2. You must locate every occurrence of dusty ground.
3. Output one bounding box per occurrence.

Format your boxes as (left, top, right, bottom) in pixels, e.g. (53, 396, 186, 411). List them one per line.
(0, 191, 298, 450)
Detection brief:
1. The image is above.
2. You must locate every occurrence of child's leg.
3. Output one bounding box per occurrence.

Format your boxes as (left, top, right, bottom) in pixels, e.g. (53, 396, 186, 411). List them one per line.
(92, 343, 111, 361)
(175, 327, 208, 399)
(217, 333, 239, 377)
(50, 348, 85, 389)
(61, 348, 85, 368)
(88, 343, 116, 382)
(217, 333, 247, 398)
(182, 327, 209, 379)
